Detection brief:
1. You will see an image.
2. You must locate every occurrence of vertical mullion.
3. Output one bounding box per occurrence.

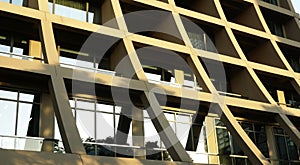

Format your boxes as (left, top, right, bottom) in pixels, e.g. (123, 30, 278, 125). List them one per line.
(53, 0, 55, 14)
(94, 100, 96, 155)
(14, 91, 20, 136)
(86, 1, 89, 22)
(94, 100, 96, 140)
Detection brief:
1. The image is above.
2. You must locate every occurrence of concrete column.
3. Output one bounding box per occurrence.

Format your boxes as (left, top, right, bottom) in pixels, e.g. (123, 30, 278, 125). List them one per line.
(265, 126, 279, 165)
(40, 94, 55, 152)
(205, 117, 219, 164)
(132, 107, 146, 159)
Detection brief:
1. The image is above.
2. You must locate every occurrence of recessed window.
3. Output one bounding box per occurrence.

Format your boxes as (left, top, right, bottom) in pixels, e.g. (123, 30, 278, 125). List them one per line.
(273, 127, 300, 164)
(263, 0, 278, 6)
(49, 0, 102, 24)
(266, 21, 284, 37)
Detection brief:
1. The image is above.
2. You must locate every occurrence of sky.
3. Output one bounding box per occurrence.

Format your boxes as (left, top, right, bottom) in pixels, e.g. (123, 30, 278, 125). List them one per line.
(291, 0, 300, 14)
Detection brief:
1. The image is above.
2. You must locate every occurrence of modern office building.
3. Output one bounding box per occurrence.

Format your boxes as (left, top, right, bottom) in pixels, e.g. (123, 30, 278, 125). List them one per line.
(0, 0, 300, 164)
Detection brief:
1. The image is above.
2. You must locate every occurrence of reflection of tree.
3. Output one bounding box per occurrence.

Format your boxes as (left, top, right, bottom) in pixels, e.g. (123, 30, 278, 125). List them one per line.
(146, 141, 171, 161)
(83, 138, 171, 160)
(83, 137, 133, 158)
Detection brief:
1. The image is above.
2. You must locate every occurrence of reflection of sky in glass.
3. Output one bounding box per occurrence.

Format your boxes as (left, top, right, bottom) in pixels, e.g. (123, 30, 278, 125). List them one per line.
(77, 100, 94, 110)
(0, 0, 10, 3)
(17, 103, 32, 136)
(96, 103, 113, 113)
(0, 90, 17, 100)
(11, 0, 23, 6)
(19, 93, 34, 102)
(77, 110, 95, 139)
(55, 4, 86, 22)
(0, 100, 17, 136)
(144, 118, 160, 146)
(52, 4, 94, 23)
(96, 112, 114, 140)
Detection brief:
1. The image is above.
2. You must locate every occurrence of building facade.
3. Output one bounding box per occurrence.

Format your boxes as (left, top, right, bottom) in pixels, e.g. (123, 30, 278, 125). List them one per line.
(0, 0, 300, 165)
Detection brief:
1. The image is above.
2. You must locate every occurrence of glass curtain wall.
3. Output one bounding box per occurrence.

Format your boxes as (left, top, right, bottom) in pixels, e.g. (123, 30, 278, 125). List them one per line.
(0, 88, 41, 151)
(273, 127, 300, 164)
(215, 119, 269, 165)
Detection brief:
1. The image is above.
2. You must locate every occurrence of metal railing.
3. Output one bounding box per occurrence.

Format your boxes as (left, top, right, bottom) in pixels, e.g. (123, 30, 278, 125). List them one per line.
(0, 51, 43, 62)
(60, 62, 116, 76)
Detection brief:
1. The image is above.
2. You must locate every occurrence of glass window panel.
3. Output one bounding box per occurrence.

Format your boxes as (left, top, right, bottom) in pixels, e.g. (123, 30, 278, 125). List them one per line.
(143, 110, 149, 118)
(241, 122, 253, 132)
(77, 100, 94, 110)
(275, 136, 288, 160)
(88, 2, 101, 24)
(54, 117, 62, 140)
(115, 114, 119, 133)
(88, 12, 94, 23)
(286, 137, 299, 160)
(76, 110, 95, 139)
(19, 93, 34, 102)
(60, 56, 77, 66)
(17, 103, 33, 136)
(254, 124, 265, 132)
(215, 119, 226, 127)
(11, 0, 23, 6)
(12, 47, 24, 55)
(0, 100, 17, 136)
(96, 103, 113, 113)
(115, 106, 122, 114)
(183, 80, 194, 88)
(274, 128, 284, 135)
(126, 124, 132, 146)
(0, 44, 10, 57)
(216, 128, 231, 155)
(164, 112, 174, 121)
(177, 123, 190, 147)
(69, 100, 75, 108)
(144, 118, 160, 147)
(145, 72, 161, 82)
(255, 132, 269, 157)
(48, 2, 53, 13)
(196, 126, 207, 153)
(0, 0, 10, 3)
(231, 135, 244, 155)
(0, 90, 18, 100)
(176, 114, 190, 123)
(96, 112, 114, 141)
(54, 1, 87, 22)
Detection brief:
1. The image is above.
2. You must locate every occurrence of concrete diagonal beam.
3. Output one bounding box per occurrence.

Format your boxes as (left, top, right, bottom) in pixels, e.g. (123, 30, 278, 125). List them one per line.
(48, 71, 86, 154)
(141, 91, 192, 162)
(187, 54, 270, 165)
(122, 36, 192, 161)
